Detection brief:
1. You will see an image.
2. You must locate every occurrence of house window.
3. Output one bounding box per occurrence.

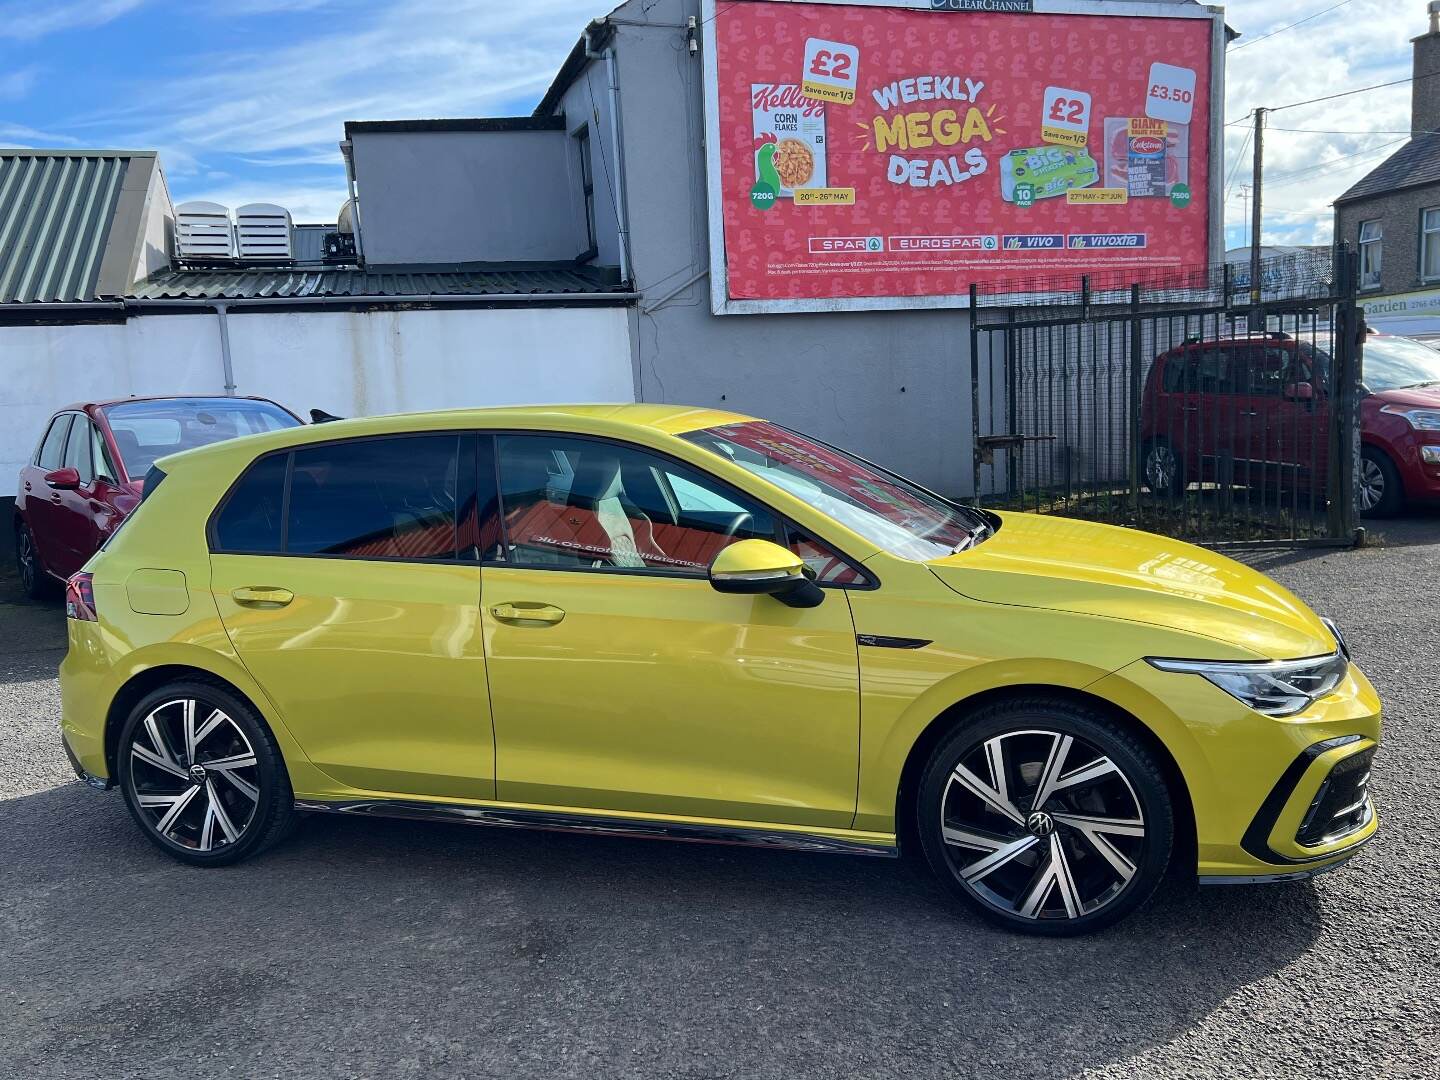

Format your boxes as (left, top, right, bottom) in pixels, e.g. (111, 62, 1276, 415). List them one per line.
(575, 126, 597, 260)
(1358, 219, 1382, 290)
(1423, 208, 1440, 282)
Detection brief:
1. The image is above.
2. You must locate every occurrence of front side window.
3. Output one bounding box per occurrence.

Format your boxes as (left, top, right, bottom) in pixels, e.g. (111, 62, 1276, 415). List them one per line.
(496, 435, 777, 574)
(682, 422, 987, 562)
(105, 398, 299, 478)
(1423, 208, 1440, 282)
(36, 415, 72, 469)
(63, 417, 95, 485)
(91, 425, 117, 484)
(1359, 219, 1382, 289)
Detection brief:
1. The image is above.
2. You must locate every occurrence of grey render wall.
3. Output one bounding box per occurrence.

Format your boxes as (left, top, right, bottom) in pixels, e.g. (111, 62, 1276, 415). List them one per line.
(351, 130, 586, 266)
(1336, 181, 1440, 299)
(559, 62, 625, 270)
(585, 0, 991, 497)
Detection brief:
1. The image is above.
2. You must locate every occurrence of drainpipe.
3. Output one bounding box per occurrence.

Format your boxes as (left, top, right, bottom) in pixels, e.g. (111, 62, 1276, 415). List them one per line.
(585, 22, 632, 286)
(215, 302, 237, 396)
(339, 139, 366, 267)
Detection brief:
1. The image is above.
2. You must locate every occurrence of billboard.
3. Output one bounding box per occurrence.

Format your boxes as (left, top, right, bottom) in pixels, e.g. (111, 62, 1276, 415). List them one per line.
(701, 0, 1224, 313)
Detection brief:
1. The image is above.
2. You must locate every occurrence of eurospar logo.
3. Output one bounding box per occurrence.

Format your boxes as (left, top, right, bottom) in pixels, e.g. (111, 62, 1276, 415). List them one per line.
(809, 236, 884, 253)
(1003, 234, 1064, 250)
(1068, 233, 1147, 249)
(888, 235, 997, 251)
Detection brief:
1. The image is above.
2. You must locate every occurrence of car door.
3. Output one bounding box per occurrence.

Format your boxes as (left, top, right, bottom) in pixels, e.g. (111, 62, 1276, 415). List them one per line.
(1222, 344, 1272, 485)
(480, 432, 862, 829)
(49, 414, 104, 578)
(21, 413, 73, 575)
(209, 432, 497, 801)
(1267, 346, 1329, 493)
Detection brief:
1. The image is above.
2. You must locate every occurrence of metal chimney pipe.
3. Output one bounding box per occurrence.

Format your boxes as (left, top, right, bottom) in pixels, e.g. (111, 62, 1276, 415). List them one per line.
(1431, 0, 1440, 34)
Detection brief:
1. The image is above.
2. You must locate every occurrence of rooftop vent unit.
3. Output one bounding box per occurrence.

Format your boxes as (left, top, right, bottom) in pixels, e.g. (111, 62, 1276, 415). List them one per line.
(235, 203, 294, 260)
(175, 201, 235, 262)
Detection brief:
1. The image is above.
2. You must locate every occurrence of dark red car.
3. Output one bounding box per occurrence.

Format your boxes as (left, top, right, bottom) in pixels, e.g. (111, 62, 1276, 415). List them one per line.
(13, 396, 301, 598)
(1140, 331, 1440, 516)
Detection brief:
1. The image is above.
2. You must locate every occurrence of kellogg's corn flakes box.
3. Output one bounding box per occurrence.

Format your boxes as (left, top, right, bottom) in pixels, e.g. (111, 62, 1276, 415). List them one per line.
(752, 84, 827, 197)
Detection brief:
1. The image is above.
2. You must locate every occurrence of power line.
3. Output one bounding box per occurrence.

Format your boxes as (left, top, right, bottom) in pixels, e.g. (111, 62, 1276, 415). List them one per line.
(1227, 69, 1440, 125)
(1228, 0, 1357, 53)
(1262, 136, 1409, 182)
(1223, 125, 1253, 197)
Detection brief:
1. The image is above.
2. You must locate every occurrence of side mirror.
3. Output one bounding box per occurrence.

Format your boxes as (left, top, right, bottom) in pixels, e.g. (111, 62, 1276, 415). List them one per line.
(1283, 381, 1315, 402)
(43, 467, 81, 490)
(709, 539, 823, 609)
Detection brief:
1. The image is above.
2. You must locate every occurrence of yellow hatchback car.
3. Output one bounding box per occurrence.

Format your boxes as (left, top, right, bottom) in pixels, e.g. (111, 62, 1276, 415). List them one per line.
(57, 405, 1380, 935)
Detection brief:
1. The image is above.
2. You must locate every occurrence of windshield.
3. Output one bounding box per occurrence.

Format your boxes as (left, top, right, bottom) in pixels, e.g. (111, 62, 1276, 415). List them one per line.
(1301, 333, 1440, 392)
(104, 398, 299, 477)
(681, 421, 989, 560)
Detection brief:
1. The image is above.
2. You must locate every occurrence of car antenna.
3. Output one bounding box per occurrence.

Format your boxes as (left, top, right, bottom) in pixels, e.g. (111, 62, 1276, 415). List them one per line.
(310, 408, 344, 424)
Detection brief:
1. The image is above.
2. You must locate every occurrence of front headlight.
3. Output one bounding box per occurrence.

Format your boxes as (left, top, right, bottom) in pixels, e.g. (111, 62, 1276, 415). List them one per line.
(1147, 652, 1349, 717)
(1380, 404, 1440, 431)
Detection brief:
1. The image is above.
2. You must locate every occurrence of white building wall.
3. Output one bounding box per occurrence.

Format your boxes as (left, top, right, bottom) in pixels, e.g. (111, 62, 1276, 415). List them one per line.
(0, 305, 634, 498)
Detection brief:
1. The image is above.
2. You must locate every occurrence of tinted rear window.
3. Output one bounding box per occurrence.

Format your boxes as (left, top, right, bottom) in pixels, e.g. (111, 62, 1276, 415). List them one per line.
(105, 398, 299, 476)
(212, 455, 286, 553)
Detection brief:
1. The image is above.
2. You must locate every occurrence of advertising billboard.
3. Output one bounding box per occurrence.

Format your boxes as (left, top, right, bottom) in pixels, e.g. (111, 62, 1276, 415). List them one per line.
(701, 0, 1224, 314)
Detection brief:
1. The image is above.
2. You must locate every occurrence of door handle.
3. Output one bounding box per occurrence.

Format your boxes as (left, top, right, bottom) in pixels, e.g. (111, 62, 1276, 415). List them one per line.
(23, 481, 31, 492)
(490, 602, 565, 625)
(1181, 406, 1199, 413)
(50, 493, 62, 504)
(232, 586, 294, 608)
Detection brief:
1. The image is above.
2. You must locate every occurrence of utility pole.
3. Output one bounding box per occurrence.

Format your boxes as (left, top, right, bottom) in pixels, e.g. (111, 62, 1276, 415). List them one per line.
(1249, 107, 1266, 328)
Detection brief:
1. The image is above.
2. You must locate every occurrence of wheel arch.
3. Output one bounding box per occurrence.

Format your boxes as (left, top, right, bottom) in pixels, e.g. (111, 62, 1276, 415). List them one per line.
(892, 683, 1197, 875)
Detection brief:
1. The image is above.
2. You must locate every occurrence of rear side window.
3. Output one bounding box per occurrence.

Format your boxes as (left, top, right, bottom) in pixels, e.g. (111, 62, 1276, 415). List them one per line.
(213, 454, 286, 553)
(36, 415, 71, 469)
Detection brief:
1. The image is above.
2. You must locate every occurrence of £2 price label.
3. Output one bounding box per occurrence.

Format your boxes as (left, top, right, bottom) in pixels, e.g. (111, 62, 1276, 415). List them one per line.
(1041, 87, 1091, 147)
(801, 38, 860, 105)
(1145, 63, 1197, 125)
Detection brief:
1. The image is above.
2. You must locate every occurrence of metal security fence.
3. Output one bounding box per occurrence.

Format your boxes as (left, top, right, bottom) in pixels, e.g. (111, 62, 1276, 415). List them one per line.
(968, 248, 1363, 547)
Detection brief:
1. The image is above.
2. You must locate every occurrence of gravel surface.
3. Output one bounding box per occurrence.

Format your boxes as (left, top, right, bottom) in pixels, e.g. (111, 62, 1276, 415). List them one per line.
(0, 519, 1435, 1079)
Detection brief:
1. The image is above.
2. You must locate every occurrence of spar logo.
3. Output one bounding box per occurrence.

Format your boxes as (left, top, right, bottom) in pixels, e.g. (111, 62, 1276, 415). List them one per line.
(809, 236, 884, 253)
(1003, 234, 1064, 250)
(1068, 233, 1147, 249)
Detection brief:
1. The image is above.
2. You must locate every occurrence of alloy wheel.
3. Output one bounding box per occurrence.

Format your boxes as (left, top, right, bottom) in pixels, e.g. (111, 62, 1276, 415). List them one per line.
(128, 699, 261, 851)
(1144, 446, 1176, 493)
(939, 728, 1146, 922)
(16, 527, 36, 594)
(1358, 456, 1385, 512)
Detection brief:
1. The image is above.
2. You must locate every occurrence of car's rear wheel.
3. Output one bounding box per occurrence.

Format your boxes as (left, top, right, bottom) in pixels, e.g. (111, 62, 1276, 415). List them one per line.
(916, 697, 1173, 936)
(1359, 446, 1403, 518)
(14, 520, 54, 601)
(118, 680, 294, 866)
(1141, 439, 1185, 499)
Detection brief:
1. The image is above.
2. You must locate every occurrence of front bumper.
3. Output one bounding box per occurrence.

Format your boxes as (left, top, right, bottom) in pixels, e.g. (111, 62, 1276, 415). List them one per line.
(1092, 658, 1381, 881)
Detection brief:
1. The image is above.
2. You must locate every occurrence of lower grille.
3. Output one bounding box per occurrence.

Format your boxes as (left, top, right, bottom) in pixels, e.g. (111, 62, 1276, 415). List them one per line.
(1297, 748, 1374, 847)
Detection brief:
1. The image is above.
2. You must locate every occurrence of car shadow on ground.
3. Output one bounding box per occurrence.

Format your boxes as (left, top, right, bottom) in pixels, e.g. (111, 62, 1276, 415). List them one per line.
(1, 779, 1326, 1078)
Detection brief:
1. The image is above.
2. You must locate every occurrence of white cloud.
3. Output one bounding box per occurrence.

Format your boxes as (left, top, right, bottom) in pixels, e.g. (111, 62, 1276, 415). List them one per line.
(1223, 0, 1424, 247)
(0, 65, 40, 100)
(0, 0, 146, 40)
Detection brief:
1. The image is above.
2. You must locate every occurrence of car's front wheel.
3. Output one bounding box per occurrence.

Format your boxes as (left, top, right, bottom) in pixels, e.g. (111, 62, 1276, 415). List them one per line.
(1359, 446, 1403, 518)
(916, 697, 1174, 936)
(1141, 439, 1185, 499)
(14, 520, 54, 601)
(118, 680, 294, 866)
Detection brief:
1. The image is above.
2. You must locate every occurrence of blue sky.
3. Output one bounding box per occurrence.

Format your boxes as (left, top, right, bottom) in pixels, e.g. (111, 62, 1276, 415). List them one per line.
(0, 0, 1427, 245)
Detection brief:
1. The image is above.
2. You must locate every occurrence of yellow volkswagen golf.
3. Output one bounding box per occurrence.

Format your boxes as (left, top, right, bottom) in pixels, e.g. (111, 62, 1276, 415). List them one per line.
(57, 405, 1380, 935)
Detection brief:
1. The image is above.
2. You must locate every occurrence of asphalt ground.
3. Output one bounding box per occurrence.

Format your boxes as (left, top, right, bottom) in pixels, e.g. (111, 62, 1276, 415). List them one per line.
(0, 517, 1436, 1079)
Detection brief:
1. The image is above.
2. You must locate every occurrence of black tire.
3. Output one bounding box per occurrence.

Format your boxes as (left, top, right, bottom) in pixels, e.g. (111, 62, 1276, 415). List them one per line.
(1359, 446, 1404, 518)
(1141, 439, 1185, 498)
(14, 519, 56, 601)
(916, 696, 1174, 937)
(118, 678, 294, 866)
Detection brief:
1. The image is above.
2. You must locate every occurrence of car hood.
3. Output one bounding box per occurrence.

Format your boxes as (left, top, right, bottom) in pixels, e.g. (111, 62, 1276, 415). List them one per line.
(1368, 385, 1440, 408)
(928, 512, 1335, 659)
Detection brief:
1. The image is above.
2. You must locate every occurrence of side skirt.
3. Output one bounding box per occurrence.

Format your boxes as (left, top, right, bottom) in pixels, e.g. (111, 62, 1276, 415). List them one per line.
(295, 798, 899, 858)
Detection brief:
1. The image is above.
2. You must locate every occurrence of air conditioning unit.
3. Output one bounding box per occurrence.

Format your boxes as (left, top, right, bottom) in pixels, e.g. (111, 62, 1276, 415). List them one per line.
(323, 232, 357, 263)
(235, 203, 294, 260)
(175, 201, 235, 261)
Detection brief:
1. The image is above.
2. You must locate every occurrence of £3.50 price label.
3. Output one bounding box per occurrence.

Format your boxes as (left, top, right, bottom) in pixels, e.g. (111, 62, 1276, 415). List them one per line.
(1040, 86, 1092, 147)
(801, 38, 860, 105)
(1145, 62, 1197, 125)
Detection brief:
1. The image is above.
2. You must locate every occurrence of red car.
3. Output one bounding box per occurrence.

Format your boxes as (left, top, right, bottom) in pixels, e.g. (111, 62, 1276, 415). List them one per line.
(1140, 331, 1440, 517)
(13, 396, 301, 599)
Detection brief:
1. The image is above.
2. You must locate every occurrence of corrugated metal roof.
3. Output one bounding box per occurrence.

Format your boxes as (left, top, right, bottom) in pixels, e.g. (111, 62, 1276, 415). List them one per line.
(130, 265, 624, 300)
(0, 151, 131, 303)
(1336, 134, 1440, 204)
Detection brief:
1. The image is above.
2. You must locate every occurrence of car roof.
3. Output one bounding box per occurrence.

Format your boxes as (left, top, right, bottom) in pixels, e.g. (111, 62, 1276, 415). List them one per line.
(152, 403, 759, 473)
(54, 394, 290, 414)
